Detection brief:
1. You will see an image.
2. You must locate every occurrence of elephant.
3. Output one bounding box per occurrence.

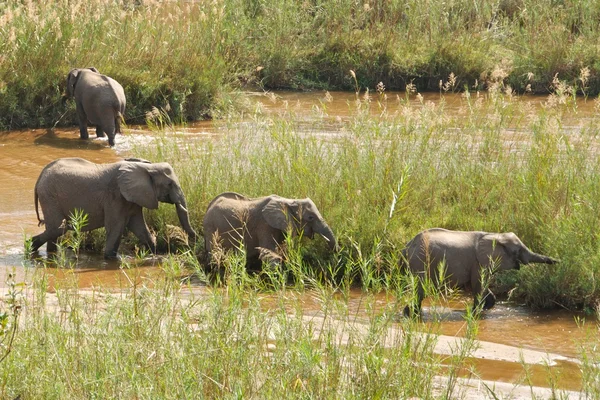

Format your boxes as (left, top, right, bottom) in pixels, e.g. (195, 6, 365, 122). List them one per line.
(31, 157, 197, 259)
(203, 192, 337, 269)
(401, 228, 558, 316)
(64, 67, 126, 146)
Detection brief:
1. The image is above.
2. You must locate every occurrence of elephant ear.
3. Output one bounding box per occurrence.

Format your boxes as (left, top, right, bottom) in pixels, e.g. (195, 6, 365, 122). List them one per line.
(66, 69, 80, 96)
(117, 162, 159, 209)
(262, 197, 296, 232)
(476, 233, 515, 271)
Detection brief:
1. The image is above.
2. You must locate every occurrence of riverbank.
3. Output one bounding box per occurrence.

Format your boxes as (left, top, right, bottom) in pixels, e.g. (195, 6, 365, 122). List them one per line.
(1, 90, 599, 397)
(1, 0, 599, 129)
(0, 274, 592, 398)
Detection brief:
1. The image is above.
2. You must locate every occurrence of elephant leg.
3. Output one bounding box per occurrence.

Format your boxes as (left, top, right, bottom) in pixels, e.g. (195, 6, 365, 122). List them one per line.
(127, 210, 157, 253)
(31, 225, 64, 253)
(403, 278, 425, 317)
(482, 289, 496, 310)
(471, 270, 496, 311)
(31, 233, 46, 252)
(101, 120, 117, 147)
(254, 236, 282, 269)
(75, 103, 89, 140)
(31, 213, 67, 253)
(115, 115, 122, 135)
(104, 213, 128, 259)
(95, 126, 105, 138)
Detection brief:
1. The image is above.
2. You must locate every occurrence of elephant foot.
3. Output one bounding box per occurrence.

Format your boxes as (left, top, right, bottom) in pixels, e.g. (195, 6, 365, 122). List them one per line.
(482, 292, 496, 310)
(108, 137, 115, 147)
(46, 241, 58, 253)
(30, 235, 45, 252)
(103, 251, 120, 260)
(95, 128, 106, 138)
(403, 304, 421, 318)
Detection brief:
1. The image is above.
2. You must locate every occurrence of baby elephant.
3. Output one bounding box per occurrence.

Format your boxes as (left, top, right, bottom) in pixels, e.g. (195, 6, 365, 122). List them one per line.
(203, 192, 337, 269)
(402, 228, 558, 316)
(31, 157, 197, 259)
(64, 67, 126, 146)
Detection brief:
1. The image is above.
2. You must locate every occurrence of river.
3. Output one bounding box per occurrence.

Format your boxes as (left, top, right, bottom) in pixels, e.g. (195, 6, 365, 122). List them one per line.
(0, 91, 597, 395)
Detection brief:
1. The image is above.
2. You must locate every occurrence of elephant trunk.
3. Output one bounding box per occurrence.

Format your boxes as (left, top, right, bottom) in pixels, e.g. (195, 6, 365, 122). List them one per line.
(317, 222, 337, 251)
(522, 250, 559, 265)
(176, 202, 198, 245)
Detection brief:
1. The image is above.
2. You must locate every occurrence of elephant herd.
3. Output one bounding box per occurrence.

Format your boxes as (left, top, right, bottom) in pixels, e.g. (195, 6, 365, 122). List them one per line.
(29, 68, 559, 316)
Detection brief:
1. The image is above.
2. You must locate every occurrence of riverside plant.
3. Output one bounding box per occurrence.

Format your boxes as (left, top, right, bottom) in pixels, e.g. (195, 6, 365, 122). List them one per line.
(2, 0, 600, 129)
(0, 244, 490, 399)
(132, 81, 600, 311)
(2, 238, 594, 398)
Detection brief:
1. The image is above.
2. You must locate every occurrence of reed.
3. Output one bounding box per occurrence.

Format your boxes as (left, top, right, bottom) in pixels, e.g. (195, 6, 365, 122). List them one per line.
(0, 250, 485, 399)
(131, 81, 600, 311)
(2, 0, 600, 129)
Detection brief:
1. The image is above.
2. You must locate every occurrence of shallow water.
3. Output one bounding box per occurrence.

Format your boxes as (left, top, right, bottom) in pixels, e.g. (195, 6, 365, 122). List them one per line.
(0, 92, 597, 392)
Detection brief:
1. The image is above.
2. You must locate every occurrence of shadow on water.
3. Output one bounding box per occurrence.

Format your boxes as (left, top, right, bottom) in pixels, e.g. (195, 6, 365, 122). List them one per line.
(8, 249, 166, 292)
(32, 128, 109, 150)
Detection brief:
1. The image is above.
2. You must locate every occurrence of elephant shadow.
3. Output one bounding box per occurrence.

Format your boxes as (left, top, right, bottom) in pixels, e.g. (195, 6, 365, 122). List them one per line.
(29, 248, 163, 271)
(34, 129, 108, 150)
(411, 304, 510, 322)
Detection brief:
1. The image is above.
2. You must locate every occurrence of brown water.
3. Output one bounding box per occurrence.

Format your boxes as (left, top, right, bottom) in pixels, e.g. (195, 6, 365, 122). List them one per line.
(0, 92, 597, 392)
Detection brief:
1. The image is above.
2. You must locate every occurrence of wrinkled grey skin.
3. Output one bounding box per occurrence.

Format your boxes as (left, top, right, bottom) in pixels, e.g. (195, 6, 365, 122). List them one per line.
(203, 192, 337, 269)
(402, 228, 558, 317)
(31, 157, 197, 259)
(64, 67, 126, 146)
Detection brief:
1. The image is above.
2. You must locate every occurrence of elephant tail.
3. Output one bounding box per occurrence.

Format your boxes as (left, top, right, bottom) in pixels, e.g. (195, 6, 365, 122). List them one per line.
(34, 189, 44, 227)
(115, 111, 123, 134)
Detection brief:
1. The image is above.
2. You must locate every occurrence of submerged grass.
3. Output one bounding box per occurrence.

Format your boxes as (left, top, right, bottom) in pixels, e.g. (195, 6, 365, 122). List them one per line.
(2, 0, 600, 128)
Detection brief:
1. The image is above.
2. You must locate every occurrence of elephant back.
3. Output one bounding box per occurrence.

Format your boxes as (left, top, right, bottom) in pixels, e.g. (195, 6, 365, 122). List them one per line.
(206, 192, 250, 211)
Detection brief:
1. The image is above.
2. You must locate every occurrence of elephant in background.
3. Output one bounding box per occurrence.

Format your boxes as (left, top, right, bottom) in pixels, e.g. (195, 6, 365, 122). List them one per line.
(64, 67, 126, 147)
(31, 157, 197, 259)
(402, 228, 558, 316)
(203, 192, 337, 269)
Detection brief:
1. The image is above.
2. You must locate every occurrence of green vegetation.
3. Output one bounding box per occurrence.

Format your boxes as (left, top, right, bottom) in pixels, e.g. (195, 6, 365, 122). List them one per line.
(4, 0, 600, 395)
(134, 82, 600, 311)
(1, 0, 600, 129)
(1, 247, 590, 399)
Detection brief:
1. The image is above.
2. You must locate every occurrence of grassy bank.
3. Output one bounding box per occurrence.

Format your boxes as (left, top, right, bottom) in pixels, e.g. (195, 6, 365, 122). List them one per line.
(1, 255, 594, 399)
(2, 0, 600, 129)
(0, 255, 478, 399)
(133, 83, 600, 311)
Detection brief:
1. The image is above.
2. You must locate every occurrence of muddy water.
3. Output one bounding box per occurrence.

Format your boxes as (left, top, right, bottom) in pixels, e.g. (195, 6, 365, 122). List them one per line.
(0, 92, 598, 392)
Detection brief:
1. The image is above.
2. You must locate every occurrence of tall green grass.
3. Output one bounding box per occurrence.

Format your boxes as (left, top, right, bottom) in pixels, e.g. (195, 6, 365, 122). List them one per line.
(133, 84, 600, 311)
(1, 246, 489, 399)
(2, 0, 600, 129)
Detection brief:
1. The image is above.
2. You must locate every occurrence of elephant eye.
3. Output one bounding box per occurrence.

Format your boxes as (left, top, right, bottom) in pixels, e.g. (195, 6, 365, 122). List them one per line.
(307, 214, 315, 222)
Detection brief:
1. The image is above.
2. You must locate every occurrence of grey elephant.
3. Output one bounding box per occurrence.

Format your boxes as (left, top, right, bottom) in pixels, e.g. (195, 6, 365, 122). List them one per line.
(64, 67, 126, 146)
(203, 192, 337, 269)
(31, 157, 197, 259)
(402, 228, 558, 316)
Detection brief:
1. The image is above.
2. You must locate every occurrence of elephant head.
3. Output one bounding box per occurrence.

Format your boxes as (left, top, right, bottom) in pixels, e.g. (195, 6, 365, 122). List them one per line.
(64, 67, 99, 100)
(476, 232, 558, 271)
(262, 196, 337, 250)
(117, 161, 197, 243)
